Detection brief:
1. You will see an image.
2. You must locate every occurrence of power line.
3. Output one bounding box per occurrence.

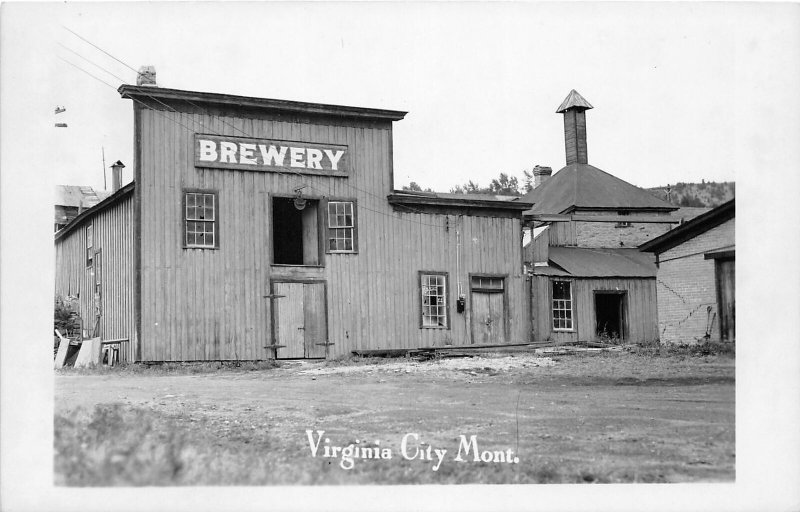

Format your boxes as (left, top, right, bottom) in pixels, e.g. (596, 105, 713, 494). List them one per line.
(57, 56, 118, 89)
(60, 27, 441, 217)
(60, 53, 445, 228)
(59, 43, 128, 83)
(62, 26, 142, 79)
(58, 32, 455, 228)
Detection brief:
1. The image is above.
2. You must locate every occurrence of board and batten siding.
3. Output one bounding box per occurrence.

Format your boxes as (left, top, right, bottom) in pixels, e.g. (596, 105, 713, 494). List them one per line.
(135, 103, 527, 360)
(54, 193, 137, 362)
(531, 275, 658, 344)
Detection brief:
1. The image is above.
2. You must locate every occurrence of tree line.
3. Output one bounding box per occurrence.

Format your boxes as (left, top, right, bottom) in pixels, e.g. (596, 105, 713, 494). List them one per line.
(402, 171, 534, 196)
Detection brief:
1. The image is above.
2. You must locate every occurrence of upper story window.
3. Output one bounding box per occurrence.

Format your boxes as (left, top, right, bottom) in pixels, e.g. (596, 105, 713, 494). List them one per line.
(272, 196, 320, 265)
(327, 200, 357, 253)
(86, 225, 93, 267)
(552, 280, 573, 331)
(184, 191, 218, 249)
(420, 272, 449, 329)
(615, 211, 632, 228)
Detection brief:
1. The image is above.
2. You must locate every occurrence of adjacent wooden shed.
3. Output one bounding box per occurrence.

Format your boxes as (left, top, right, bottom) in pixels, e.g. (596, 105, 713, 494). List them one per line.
(54, 183, 137, 361)
(530, 245, 659, 344)
(54, 82, 531, 361)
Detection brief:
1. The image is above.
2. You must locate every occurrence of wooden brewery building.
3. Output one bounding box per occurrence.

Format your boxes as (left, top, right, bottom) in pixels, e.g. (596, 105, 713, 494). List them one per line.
(54, 70, 532, 362)
(522, 90, 679, 344)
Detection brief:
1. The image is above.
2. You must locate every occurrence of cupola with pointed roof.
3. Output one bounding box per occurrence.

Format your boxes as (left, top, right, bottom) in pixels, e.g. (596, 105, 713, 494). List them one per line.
(557, 89, 593, 166)
(521, 90, 676, 216)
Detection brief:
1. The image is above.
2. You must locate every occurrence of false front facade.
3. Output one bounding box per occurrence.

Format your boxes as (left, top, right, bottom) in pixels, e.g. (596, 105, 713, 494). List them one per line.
(55, 80, 531, 362)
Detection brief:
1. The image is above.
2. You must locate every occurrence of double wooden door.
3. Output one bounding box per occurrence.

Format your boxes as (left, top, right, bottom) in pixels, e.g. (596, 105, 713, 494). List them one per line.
(471, 291, 505, 344)
(273, 282, 327, 359)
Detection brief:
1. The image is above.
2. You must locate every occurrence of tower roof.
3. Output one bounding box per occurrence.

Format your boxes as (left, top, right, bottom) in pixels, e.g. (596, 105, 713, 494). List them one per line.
(556, 89, 593, 113)
(520, 163, 677, 214)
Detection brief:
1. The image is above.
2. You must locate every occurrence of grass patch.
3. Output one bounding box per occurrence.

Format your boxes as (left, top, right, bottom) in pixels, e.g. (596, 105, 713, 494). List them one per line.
(57, 360, 280, 376)
(323, 354, 391, 367)
(626, 341, 735, 358)
(55, 404, 627, 485)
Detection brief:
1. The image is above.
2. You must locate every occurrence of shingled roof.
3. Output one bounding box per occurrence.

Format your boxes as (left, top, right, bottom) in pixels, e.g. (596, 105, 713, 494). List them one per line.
(520, 163, 677, 215)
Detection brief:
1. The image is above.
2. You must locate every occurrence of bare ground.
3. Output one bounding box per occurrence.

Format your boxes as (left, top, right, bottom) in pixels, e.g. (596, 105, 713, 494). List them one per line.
(54, 351, 735, 485)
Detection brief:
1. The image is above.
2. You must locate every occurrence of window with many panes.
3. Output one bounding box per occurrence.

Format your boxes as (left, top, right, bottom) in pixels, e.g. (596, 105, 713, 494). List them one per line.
(184, 191, 218, 248)
(86, 224, 93, 267)
(327, 201, 356, 252)
(552, 280, 573, 330)
(420, 272, 448, 328)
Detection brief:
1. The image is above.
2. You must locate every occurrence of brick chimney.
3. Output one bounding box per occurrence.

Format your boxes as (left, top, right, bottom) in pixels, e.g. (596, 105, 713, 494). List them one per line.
(556, 89, 593, 165)
(110, 160, 125, 193)
(532, 165, 552, 188)
(137, 65, 157, 86)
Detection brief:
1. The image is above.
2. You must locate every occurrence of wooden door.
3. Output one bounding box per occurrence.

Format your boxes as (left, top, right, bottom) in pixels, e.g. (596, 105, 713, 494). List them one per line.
(471, 292, 505, 344)
(303, 283, 328, 358)
(274, 281, 327, 359)
(274, 282, 305, 358)
(715, 259, 735, 341)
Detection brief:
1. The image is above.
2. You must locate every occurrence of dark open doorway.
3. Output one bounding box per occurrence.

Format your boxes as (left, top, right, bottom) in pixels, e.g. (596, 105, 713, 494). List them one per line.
(272, 197, 320, 265)
(594, 292, 625, 341)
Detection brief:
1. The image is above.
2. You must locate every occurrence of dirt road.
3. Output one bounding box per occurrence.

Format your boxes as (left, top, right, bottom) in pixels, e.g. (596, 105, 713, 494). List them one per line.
(54, 352, 735, 485)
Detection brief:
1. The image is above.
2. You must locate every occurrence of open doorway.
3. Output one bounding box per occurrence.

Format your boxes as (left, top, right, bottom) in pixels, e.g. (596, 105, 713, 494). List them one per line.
(594, 291, 626, 341)
(272, 197, 320, 265)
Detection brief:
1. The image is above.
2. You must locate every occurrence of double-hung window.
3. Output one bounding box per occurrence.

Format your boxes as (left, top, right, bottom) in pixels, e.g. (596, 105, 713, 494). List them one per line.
(552, 280, 573, 331)
(420, 272, 449, 328)
(327, 200, 357, 253)
(184, 190, 218, 249)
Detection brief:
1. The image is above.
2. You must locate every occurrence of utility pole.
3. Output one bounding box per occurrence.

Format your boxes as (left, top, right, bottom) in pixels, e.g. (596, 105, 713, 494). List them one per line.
(102, 147, 107, 190)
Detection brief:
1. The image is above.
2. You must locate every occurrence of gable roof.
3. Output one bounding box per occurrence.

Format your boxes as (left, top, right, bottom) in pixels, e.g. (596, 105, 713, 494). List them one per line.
(520, 163, 677, 215)
(672, 206, 713, 223)
(55, 182, 135, 241)
(639, 199, 735, 254)
(56, 185, 111, 208)
(535, 247, 657, 278)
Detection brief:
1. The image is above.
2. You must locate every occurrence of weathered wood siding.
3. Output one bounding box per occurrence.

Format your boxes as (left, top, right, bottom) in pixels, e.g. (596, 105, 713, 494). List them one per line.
(548, 221, 576, 246)
(531, 275, 658, 344)
(136, 103, 527, 360)
(532, 227, 549, 263)
(54, 193, 137, 361)
(563, 109, 588, 166)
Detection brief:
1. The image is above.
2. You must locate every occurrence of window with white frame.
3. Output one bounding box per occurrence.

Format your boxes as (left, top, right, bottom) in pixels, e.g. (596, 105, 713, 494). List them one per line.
(420, 272, 448, 328)
(184, 191, 218, 248)
(327, 201, 356, 252)
(552, 280, 573, 330)
(86, 224, 93, 267)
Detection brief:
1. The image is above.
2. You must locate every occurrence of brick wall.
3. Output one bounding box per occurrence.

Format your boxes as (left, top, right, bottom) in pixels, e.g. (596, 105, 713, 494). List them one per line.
(569, 210, 672, 248)
(655, 218, 735, 344)
(575, 221, 672, 248)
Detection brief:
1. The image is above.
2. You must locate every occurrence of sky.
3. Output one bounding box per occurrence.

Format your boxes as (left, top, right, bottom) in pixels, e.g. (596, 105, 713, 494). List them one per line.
(3, 2, 796, 194)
